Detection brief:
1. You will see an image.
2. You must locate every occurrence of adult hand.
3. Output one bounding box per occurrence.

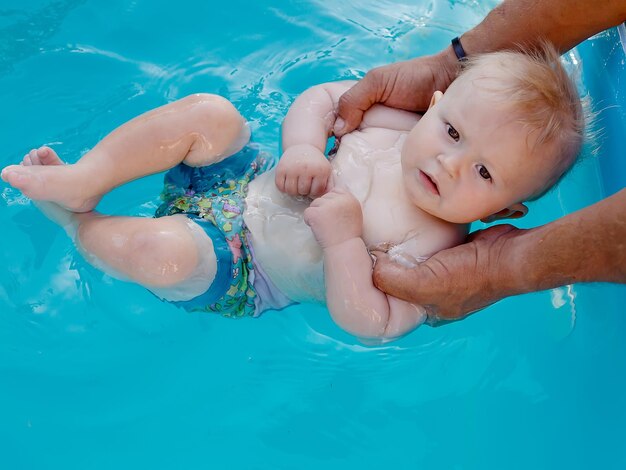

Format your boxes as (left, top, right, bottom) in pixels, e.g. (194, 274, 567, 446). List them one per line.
(334, 48, 458, 137)
(372, 224, 524, 323)
(335, 0, 626, 138)
(374, 189, 626, 324)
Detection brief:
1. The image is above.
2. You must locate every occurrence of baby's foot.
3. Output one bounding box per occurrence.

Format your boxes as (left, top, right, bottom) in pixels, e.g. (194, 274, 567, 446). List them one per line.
(1, 146, 101, 212)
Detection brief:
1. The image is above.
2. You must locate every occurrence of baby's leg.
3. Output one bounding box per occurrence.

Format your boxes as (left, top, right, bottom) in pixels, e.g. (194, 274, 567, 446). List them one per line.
(1, 94, 249, 212)
(48, 204, 218, 301)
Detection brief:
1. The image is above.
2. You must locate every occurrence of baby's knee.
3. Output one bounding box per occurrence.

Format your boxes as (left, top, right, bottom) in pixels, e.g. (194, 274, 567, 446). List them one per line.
(72, 218, 195, 287)
(184, 93, 243, 128)
(181, 94, 249, 166)
(145, 217, 221, 302)
(125, 225, 200, 288)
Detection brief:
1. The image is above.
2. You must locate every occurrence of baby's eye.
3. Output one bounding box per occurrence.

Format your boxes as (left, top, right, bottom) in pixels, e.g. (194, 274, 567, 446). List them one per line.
(447, 124, 459, 141)
(478, 165, 492, 180)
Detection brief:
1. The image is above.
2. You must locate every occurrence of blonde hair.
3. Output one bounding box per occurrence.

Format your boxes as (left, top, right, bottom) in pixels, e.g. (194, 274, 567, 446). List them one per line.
(457, 43, 587, 199)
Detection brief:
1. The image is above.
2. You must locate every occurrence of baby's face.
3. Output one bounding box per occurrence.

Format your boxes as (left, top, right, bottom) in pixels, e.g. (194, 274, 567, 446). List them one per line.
(401, 73, 557, 224)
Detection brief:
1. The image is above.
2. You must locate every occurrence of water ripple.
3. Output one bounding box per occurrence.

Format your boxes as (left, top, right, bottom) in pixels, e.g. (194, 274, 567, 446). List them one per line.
(0, 0, 86, 74)
(69, 43, 167, 78)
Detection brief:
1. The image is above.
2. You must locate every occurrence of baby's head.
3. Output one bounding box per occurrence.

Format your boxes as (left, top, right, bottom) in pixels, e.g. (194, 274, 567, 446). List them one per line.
(401, 44, 585, 224)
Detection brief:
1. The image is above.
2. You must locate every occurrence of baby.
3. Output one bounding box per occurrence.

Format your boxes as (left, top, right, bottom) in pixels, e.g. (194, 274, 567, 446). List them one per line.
(1, 46, 584, 340)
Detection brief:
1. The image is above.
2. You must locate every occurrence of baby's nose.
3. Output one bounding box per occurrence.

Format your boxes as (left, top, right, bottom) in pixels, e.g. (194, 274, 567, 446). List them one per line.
(437, 153, 461, 177)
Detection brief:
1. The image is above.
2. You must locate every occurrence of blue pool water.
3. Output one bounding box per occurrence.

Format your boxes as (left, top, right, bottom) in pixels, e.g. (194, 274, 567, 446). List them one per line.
(1, 1, 625, 468)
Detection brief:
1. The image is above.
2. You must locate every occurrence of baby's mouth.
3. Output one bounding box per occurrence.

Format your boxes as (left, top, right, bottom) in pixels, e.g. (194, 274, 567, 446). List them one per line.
(419, 170, 439, 195)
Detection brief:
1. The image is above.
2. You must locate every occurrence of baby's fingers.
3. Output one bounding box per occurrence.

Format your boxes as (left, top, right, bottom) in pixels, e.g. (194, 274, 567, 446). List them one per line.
(283, 175, 300, 196)
(274, 172, 286, 193)
(303, 205, 319, 226)
(309, 175, 329, 198)
(308, 197, 325, 208)
(274, 165, 301, 196)
(297, 174, 313, 196)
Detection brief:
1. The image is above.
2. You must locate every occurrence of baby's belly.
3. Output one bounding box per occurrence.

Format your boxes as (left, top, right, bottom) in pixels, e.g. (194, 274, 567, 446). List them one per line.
(243, 170, 325, 304)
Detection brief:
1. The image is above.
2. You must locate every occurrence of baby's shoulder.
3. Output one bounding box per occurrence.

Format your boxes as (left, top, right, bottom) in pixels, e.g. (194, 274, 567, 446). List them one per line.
(360, 104, 420, 132)
(338, 105, 417, 153)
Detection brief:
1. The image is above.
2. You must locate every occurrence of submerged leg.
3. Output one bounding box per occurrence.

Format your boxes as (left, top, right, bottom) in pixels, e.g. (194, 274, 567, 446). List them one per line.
(1, 94, 250, 212)
(46, 203, 219, 302)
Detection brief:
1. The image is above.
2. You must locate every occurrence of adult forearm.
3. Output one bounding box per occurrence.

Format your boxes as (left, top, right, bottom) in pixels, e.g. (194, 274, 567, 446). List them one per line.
(508, 189, 626, 294)
(462, 0, 626, 55)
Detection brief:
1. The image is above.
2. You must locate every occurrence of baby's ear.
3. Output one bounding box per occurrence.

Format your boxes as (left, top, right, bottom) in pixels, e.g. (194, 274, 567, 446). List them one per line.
(428, 91, 444, 110)
(480, 203, 528, 223)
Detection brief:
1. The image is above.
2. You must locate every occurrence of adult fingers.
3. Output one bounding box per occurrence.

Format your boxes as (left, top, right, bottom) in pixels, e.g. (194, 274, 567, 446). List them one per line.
(334, 78, 378, 137)
(372, 252, 442, 305)
(468, 223, 517, 243)
(372, 247, 483, 321)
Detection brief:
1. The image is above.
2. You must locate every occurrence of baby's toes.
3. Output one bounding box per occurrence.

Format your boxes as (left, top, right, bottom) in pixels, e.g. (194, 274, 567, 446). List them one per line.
(37, 146, 63, 165)
(22, 150, 36, 166)
(29, 148, 43, 165)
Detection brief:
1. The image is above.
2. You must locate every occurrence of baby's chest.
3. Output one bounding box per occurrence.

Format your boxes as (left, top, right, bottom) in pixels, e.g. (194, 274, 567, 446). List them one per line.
(360, 182, 426, 247)
(333, 154, 425, 247)
(331, 130, 436, 245)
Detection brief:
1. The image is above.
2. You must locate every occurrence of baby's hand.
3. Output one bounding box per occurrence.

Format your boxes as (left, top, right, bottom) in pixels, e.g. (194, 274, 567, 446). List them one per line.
(304, 188, 363, 249)
(275, 143, 332, 198)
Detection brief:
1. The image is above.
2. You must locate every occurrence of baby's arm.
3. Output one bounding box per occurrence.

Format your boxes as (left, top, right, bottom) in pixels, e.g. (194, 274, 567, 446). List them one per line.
(276, 81, 356, 198)
(304, 189, 428, 340)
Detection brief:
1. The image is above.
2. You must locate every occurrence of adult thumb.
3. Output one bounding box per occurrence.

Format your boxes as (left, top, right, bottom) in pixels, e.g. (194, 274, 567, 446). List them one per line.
(372, 252, 438, 304)
(334, 84, 375, 137)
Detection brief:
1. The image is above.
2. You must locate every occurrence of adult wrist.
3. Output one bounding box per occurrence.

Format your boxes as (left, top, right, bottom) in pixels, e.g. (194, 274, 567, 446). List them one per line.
(483, 224, 559, 299)
(503, 189, 626, 295)
(504, 227, 551, 295)
(505, 223, 583, 294)
(434, 45, 463, 90)
(451, 37, 468, 61)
